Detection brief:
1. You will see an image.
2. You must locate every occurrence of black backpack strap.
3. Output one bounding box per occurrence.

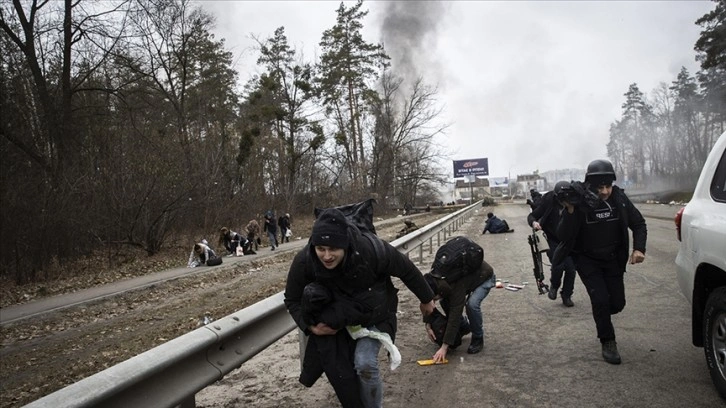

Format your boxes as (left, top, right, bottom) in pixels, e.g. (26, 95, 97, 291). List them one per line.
(361, 231, 386, 275)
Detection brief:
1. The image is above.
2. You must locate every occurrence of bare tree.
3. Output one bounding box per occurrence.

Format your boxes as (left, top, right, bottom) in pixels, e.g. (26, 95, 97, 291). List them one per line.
(371, 72, 449, 207)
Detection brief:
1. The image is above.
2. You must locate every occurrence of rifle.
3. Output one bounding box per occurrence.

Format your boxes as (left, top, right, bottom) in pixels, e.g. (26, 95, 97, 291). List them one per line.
(527, 229, 550, 295)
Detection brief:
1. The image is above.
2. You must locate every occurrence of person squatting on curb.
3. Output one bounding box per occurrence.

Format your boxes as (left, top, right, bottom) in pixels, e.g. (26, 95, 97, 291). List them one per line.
(218, 227, 243, 256)
(187, 240, 216, 267)
(527, 180, 578, 307)
(246, 219, 261, 251)
(554, 159, 647, 365)
(284, 208, 435, 408)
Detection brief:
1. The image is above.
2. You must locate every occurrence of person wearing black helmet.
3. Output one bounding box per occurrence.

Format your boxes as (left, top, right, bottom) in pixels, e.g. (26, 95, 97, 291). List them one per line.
(526, 180, 577, 307)
(527, 188, 543, 211)
(556, 159, 647, 365)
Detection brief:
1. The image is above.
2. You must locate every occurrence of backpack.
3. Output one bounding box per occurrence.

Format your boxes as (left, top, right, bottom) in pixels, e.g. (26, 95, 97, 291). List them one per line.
(427, 308, 468, 348)
(315, 198, 378, 236)
(429, 236, 484, 283)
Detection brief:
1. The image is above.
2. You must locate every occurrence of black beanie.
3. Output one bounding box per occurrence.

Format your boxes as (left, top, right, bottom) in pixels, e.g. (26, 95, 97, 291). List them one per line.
(310, 208, 350, 248)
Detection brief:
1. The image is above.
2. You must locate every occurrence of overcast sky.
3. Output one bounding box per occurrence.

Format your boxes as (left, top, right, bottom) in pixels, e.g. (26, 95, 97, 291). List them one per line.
(201, 0, 715, 180)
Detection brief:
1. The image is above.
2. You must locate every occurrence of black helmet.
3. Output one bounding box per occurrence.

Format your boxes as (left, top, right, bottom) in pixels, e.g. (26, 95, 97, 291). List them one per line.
(585, 159, 616, 185)
(554, 180, 570, 195)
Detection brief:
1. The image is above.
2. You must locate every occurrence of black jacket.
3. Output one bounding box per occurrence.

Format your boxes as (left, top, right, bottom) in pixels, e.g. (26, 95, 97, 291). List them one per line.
(284, 227, 434, 340)
(278, 215, 291, 230)
(429, 260, 494, 346)
(526, 191, 562, 242)
(264, 217, 278, 234)
(555, 185, 647, 269)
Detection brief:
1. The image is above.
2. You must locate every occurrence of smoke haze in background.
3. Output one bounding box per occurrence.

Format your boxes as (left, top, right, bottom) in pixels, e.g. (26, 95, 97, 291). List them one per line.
(378, 1, 450, 90)
(202, 1, 714, 181)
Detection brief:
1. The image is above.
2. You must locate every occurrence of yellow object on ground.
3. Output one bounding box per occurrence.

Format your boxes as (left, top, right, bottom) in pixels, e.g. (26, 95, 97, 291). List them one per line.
(416, 359, 449, 366)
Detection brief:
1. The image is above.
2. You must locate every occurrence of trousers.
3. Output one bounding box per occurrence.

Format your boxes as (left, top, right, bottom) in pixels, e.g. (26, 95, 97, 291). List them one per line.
(354, 331, 383, 408)
(575, 256, 625, 342)
(465, 274, 497, 339)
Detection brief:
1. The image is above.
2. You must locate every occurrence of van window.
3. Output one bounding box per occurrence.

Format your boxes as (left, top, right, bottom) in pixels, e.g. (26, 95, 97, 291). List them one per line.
(711, 148, 726, 203)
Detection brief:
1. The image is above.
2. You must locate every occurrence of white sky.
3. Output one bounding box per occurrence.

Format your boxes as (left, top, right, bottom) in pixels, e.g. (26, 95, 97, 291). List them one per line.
(200, 0, 714, 180)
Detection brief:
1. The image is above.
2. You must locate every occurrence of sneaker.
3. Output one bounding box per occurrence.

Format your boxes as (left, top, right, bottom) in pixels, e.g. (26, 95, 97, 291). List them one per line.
(547, 286, 558, 300)
(601, 340, 621, 364)
(562, 296, 574, 307)
(467, 337, 483, 354)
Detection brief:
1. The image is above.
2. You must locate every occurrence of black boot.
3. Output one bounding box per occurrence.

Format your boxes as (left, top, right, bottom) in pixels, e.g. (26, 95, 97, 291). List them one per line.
(467, 336, 483, 354)
(601, 340, 621, 365)
(562, 296, 574, 307)
(547, 286, 558, 300)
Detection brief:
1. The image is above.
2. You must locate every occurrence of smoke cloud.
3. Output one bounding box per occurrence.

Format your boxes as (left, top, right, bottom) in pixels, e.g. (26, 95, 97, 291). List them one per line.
(377, 1, 450, 89)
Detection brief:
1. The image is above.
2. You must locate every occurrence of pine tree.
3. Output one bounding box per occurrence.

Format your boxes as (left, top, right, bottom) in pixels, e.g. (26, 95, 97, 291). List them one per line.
(316, 0, 390, 193)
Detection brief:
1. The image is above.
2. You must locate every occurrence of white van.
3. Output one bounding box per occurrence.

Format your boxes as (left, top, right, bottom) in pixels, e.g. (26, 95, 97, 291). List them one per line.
(675, 131, 726, 400)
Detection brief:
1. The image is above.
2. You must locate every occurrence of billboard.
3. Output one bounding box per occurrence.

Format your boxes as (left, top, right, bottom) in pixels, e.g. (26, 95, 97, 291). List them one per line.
(453, 158, 489, 178)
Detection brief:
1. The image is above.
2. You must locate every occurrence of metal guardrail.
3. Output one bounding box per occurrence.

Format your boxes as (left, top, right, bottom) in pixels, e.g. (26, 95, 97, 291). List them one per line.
(23, 201, 483, 408)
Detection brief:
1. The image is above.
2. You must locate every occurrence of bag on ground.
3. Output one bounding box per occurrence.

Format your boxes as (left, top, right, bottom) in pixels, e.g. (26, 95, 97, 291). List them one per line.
(427, 308, 466, 348)
(206, 256, 223, 266)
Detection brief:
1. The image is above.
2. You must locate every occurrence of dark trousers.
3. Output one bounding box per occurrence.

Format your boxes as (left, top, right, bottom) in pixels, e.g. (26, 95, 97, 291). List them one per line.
(299, 332, 363, 408)
(247, 233, 259, 250)
(575, 256, 626, 342)
(224, 239, 240, 254)
(546, 239, 577, 297)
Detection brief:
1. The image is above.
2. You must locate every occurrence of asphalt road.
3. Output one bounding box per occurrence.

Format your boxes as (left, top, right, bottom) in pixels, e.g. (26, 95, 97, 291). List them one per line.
(5, 202, 719, 407)
(196, 202, 724, 407)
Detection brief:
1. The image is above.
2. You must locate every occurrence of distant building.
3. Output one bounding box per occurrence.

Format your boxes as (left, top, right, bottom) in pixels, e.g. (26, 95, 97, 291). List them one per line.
(539, 168, 586, 190)
(516, 173, 546, 196)
(453, 177, 491, 202)
(488, 176, 509, 197)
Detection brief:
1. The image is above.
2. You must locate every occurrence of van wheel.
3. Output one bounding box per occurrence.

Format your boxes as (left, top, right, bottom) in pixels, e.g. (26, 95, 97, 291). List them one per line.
(704, 286, 726, 400)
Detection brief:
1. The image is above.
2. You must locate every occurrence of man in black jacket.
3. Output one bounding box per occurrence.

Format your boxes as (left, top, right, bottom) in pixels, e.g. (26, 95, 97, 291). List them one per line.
(284, 208, 435, 408)
(527, 180, 577, 307)
(557, 160, 647, 365)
